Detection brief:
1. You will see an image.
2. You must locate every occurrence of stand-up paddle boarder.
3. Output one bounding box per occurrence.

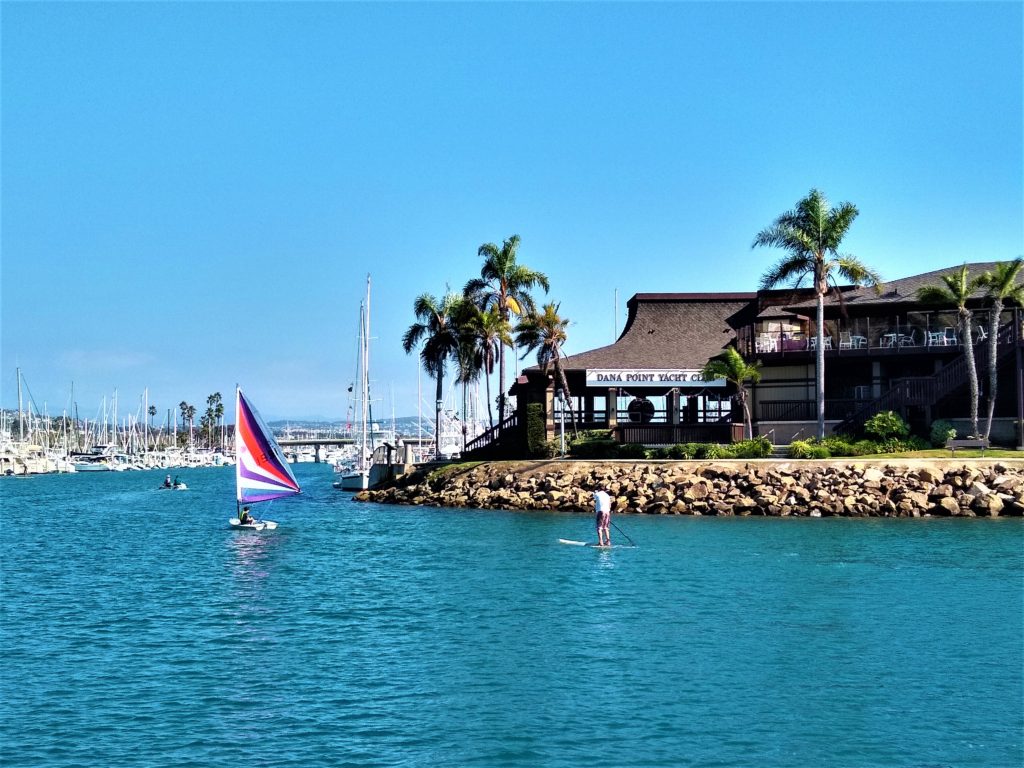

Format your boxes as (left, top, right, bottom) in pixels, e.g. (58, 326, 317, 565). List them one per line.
(593, 488, 612, 547)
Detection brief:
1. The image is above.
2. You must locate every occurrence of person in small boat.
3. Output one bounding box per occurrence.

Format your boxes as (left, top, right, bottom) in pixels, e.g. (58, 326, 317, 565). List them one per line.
(173, 475, 181, 487)
(593, 487, 612, 547)
(238, 506, 253, 525)
(163, 474, 173, 488)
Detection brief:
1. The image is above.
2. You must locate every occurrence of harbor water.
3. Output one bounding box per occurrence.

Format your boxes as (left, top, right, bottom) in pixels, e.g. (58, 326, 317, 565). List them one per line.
(2, 464, 1022, 767)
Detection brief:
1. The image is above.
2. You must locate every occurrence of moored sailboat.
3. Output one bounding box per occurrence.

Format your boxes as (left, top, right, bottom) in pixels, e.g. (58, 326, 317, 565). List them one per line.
(334, 275, 373, 492)
(232, 387, 301, 530)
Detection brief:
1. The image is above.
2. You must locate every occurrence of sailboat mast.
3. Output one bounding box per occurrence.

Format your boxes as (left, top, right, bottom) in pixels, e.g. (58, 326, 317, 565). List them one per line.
(361, 275, 371, 464)
(17, 368, 24, 441)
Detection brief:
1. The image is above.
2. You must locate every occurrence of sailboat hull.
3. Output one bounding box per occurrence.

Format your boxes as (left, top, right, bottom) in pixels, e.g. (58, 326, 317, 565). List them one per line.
(229, 518, 278, 531)
(333, 470, 369, 491)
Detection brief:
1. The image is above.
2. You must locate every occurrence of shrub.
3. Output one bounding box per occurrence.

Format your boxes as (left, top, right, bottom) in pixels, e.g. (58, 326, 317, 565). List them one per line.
(731, 436, 772, 458)
(818, 436, 854, 456)
(570, 438, 619, 459)
(525, 402, 548, 458)
(853, 439, 880, 456)
(695, 443, 735, 459)
(878, 435, 930, 454)
(929, 419, 957, 447)
(672, 443, 701, 459)
(617, 443, 650, 459)
(864, 411, 910, 441)
(789, 440, 832, 459)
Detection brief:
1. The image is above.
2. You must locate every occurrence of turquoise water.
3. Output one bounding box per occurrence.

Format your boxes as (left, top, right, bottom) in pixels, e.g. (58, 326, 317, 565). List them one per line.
(2, 464, 1022, 768)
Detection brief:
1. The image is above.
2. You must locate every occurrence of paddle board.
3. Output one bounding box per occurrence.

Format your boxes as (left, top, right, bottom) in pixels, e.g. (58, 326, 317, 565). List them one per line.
(558, 539, 630, 549)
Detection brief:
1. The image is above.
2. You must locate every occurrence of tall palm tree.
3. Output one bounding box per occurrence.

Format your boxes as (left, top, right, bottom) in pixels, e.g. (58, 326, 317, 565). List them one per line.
(701, 346, 762, 440)
(465, 235, 549, 424)
(147, 405, 157, 449)
(402, 291, 464, 451)
(918, 264, 987, 437)
(515, 302, 576, 434)
(980, 258, 1024, 440)
(179, 401, 196, 448)
(753, 188, 881, 439)
(458, 304, 511, 429)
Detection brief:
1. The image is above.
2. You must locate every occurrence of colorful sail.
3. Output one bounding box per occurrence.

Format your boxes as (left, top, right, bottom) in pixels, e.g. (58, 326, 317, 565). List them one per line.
(235, 388, 301, 503)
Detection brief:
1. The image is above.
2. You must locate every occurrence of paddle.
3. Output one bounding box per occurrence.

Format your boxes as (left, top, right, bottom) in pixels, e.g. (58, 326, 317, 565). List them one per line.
(611, 520, 636, 547)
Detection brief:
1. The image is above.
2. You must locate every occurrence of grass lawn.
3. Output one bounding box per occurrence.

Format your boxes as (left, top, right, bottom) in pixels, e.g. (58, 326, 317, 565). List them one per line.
(857, 448, 1023, 459)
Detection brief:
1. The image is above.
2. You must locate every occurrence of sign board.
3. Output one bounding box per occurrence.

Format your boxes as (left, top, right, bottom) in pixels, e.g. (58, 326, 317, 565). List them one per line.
(585, 369, 726, 387)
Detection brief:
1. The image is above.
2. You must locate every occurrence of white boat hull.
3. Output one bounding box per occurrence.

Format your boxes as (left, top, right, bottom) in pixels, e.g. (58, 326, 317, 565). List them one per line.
(229, 518, 278, 531)
(333, 470, 369, 491)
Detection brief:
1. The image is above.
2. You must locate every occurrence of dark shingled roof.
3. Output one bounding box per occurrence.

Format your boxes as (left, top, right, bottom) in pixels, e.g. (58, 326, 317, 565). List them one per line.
(556, 294, 757, 371)
(782, 261, 1006, 313)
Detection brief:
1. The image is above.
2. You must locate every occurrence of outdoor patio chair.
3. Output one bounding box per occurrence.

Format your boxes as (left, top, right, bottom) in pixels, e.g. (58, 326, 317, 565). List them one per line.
(839, 331, 853, 350)
(927, 330, 945, 346)
(898, 329, 917, 347)
(944, 327, 958, 345)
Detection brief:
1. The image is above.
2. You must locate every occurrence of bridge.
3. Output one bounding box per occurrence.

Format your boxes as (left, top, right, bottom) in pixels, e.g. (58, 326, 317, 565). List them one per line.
(277, 436, 435, 463)
(277, 437, 354, 463)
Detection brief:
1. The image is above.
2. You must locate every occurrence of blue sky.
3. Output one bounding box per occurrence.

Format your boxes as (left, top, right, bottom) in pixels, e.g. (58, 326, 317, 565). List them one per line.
(3, 2, 1021, 422)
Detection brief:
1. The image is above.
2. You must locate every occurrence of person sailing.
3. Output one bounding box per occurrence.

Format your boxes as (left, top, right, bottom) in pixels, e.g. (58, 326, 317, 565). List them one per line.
(593, 488, 612, 547)
(163, 474, 173, 488)
(238, 506, 253, 525)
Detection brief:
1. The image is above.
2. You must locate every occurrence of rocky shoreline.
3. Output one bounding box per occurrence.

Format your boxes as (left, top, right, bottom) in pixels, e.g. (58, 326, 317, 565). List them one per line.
(355, 459, 1024, 518)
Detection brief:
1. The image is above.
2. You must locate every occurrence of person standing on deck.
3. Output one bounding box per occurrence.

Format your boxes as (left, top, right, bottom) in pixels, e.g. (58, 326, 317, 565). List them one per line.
(593, 488, 612, 547)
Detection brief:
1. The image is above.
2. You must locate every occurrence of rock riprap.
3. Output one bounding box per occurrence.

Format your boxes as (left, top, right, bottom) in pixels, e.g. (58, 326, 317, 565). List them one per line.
(354, 460, 1024, 518)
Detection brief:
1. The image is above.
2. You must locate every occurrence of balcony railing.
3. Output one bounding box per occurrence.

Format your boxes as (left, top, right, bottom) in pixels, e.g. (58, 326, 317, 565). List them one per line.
(739, 312, 1016, 359)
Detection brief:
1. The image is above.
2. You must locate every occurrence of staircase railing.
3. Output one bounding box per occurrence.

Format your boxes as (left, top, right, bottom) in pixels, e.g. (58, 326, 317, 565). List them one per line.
(464, 412, 518, 455)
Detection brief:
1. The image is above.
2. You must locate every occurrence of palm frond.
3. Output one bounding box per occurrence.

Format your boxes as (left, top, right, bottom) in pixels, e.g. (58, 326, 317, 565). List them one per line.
(760, 254, 814, 290)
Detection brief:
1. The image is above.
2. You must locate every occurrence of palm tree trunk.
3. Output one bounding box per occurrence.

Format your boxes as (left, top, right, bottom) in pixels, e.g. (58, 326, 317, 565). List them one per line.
(555, 358, 578, 437)
(497, 345, 506, 429)
(741, 388, 752, 440)
(984, 302, 1002, 440)
(815, 293, 826, 439)
(962, 311, 979, 437)
(435, 372, 443, 456)
(485, 361, 494, 429)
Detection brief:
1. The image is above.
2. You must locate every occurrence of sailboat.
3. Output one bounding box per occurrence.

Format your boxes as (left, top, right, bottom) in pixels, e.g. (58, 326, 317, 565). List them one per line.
(231, 387, 301, 531)
(334, 275, 373, 492)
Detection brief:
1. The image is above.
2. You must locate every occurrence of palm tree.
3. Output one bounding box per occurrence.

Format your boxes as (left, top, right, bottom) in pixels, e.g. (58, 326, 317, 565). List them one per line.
(515, 302, 576, 434)
(402, 291, 464, 451)
(465, 235, 549, 424)
(918, 264, 987, 437)
(754, 188, 881, 439)
(179, 401, 196, 448)
(979, 258, 1024, 440)
(147, 405, 157, 450)
(702, 346, 762, 440)
(458, 304, 511, 429)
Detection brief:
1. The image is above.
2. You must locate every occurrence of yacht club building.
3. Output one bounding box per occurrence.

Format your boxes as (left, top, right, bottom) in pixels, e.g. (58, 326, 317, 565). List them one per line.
(493, 262, 1024, 450)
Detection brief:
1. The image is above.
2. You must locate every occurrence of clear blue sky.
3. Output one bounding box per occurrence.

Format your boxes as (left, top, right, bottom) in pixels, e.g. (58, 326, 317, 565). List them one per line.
(3, 2, 1021, 422)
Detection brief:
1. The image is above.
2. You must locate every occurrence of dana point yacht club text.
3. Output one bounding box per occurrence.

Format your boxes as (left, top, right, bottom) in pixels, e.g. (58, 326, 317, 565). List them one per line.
(585, 369, 726, 387)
